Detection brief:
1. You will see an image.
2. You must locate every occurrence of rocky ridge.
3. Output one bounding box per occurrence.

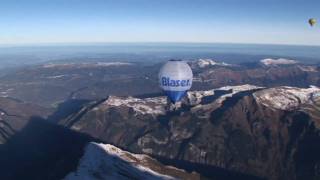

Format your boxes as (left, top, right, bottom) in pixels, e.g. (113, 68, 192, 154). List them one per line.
(64, 142, 200, 180)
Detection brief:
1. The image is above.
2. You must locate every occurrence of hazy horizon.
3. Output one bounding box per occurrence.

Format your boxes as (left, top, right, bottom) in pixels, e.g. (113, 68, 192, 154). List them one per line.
(0, 42, 319, 70)
(1, 41, 320, 48)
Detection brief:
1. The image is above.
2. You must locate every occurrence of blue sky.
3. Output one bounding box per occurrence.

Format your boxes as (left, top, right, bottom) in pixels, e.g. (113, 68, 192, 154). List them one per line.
(0, 0, 319, 45)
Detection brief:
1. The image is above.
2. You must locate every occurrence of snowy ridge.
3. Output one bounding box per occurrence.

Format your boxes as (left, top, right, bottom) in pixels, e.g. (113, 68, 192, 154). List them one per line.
(101, 85, 317, 115)
(194, 59, 230, 68)
(103, 96, 167, 115)
(215, 84, 264, 103)
(104, 85, 264, 116)
(188, 84, 263, 105)
(188, 85, 264, 116)
(64, 143, 198, 180)
(217, 84, 264, 92)
(254, 86, 320, 110)
(260, 58, 298, 66)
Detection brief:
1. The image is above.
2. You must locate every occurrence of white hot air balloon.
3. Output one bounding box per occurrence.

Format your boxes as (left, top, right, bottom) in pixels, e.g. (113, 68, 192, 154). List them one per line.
(159, 60, 193, 103)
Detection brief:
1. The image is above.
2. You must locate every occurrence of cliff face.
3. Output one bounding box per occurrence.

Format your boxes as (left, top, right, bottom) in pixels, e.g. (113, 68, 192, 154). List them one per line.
(59, 85, 320, 180)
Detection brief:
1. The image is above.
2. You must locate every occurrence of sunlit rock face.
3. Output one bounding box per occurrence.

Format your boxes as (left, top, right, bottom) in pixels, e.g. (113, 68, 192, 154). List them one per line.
(64, 142, 200, 180)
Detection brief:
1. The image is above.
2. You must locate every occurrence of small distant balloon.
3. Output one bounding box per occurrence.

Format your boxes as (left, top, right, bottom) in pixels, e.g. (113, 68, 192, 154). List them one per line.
(309, 18, 316, 27)
(159, 60, 193, 103)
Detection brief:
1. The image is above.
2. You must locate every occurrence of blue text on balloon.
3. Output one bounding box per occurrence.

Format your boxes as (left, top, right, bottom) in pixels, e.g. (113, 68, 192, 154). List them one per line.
(161, 77, 191, 87)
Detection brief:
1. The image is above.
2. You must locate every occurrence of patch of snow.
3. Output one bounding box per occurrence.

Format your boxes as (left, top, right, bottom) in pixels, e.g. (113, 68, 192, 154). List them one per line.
(298, 66, 318, 72)
(0, 88, 13, 97)
(6, 88, 14, 92)
(260, 58, 298, 66)
(46, 75, 67, 79)
(64, 142, 179, 180)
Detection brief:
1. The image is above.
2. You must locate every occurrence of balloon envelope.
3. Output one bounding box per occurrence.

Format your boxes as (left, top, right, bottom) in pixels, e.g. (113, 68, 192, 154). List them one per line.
(159, 60, 193, 103)
(309, 18, 316, 26)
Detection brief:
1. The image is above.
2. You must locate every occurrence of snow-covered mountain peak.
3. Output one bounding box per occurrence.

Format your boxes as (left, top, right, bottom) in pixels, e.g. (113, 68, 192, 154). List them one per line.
(194, 59, 230, 68)
(254, 86, 320, 110)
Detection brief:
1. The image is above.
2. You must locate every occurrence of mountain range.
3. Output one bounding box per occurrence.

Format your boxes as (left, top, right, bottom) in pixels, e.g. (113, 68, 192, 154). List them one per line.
(0, 58, 319, 180)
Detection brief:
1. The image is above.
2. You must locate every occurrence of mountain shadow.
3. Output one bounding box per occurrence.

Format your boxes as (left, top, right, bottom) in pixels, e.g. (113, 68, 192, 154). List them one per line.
(155, 156, 265, 180)
(47, 99, 91, 123)
(0, 117, 99, 180)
